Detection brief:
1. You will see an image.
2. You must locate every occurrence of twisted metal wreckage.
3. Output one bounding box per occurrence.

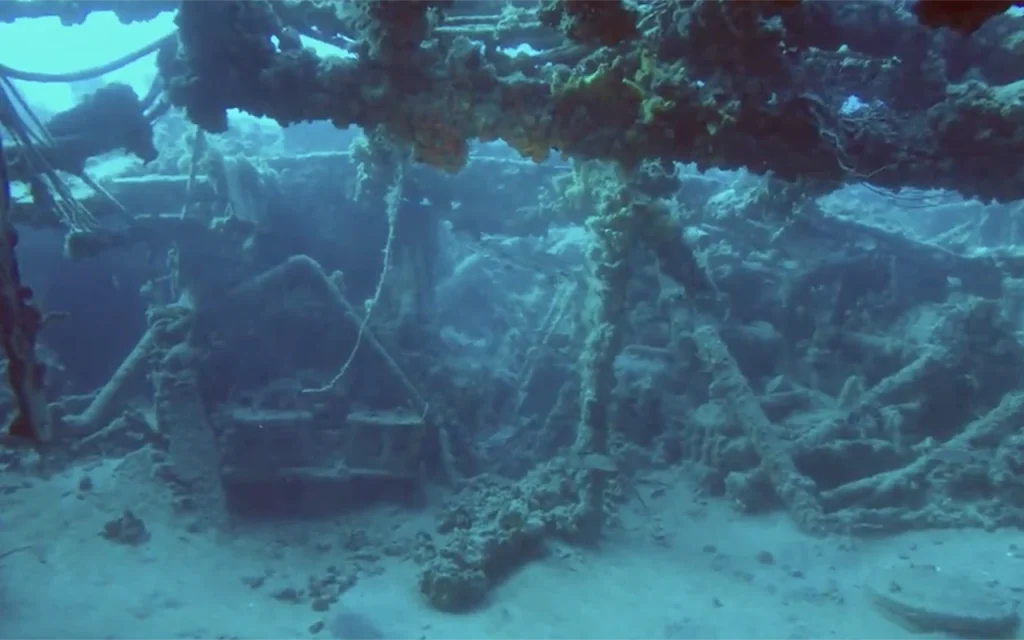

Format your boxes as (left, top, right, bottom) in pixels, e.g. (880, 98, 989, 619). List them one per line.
(0, 1, 1021, 535)
(4, 0, 1024, 192)
(0, 32, 165, 443)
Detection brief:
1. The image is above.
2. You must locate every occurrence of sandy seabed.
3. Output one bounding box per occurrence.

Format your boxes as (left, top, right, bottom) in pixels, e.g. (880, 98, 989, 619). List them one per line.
(0, 454, 1019, 640)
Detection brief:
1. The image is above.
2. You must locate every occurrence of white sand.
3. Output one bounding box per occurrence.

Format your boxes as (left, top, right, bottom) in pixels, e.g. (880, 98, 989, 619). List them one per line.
(0, 459, 1020, 640)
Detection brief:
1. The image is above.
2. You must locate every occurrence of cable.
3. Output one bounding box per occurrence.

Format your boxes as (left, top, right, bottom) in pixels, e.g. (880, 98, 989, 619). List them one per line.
(0, 78, 98, 230)
(0, 32, 175, 83)
(0, 29, 178, 230)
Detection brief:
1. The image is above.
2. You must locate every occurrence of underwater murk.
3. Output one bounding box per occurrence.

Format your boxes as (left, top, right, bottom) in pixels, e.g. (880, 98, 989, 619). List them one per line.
(0, 1, 1023, 638)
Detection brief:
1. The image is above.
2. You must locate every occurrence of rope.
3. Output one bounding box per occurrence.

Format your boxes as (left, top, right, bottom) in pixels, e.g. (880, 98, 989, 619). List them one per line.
(305, 167, 404, 395)
(0, 32, 176, 83)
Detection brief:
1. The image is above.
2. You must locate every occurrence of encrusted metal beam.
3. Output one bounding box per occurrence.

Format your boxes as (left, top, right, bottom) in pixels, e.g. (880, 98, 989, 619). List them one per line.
(0, 0, 176, 25)
(9, 1, 1024, 202)
(150, 1, 1024, 202)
